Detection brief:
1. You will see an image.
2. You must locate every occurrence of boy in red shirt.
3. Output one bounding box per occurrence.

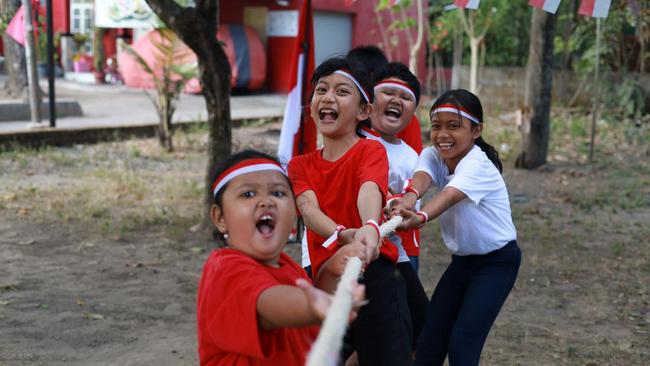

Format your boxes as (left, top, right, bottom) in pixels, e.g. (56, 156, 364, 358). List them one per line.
(197, 150, 365, 366)
(288, 57, 412, 365)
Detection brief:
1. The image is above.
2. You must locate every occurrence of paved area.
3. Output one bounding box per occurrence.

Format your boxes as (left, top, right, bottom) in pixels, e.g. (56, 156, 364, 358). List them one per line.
(0, 77, 287, 133)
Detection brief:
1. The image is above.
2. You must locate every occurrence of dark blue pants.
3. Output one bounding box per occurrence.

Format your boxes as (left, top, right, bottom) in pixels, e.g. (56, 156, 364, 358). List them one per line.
(413, 241, 521, 366)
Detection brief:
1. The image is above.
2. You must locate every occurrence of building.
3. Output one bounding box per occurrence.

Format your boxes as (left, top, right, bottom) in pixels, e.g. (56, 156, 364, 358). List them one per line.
(2, 0, 427, 93)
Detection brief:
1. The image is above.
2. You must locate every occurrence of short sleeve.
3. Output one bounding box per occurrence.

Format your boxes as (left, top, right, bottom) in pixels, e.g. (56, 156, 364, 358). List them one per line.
(202, 256, 281, 359)
(288, 156, 311, 198)
(358, 141, 389, 199)
(446, 153, 503, 205)
(414, 147, 444, 187)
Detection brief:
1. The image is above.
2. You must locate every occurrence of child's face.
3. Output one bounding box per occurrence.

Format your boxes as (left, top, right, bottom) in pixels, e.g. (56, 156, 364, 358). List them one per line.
(310, 73, 372, 139)
(210, 170, 296, 267)
(371, 78, 417, 138)
(430, 111, 482, 166)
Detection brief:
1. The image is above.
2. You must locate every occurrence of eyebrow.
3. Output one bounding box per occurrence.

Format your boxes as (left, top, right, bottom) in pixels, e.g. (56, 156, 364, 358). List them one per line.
(316, 80, 355, 89)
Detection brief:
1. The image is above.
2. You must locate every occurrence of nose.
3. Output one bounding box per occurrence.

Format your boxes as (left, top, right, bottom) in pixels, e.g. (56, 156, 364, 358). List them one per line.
(258, 194, 276, 209)
(321, 89, 335, 104)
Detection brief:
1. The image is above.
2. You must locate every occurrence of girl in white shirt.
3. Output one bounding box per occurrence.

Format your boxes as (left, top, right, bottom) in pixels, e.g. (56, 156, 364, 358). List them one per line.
(389, 89, 521, 366)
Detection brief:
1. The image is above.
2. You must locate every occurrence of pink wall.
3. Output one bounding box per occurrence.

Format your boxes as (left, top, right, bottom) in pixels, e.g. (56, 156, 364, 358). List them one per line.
(313, 0, 427, 78)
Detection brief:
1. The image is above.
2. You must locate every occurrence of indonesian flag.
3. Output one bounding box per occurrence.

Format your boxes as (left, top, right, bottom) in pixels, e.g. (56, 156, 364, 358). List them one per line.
(454, 0, 480, 9)
(277, 0, 317, 167)
(529, 0, 561, 14)
(578, 0, 611, 18)
(5, 5, 26, 46)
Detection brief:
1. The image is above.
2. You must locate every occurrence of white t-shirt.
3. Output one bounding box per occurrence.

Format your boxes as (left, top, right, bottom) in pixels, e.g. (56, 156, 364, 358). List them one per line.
(361, 129, 418, 263)
(414, 145, 517, 256)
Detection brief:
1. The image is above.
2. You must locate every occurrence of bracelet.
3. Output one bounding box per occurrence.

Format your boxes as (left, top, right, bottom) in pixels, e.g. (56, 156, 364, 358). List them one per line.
(415, 211, 428, 229)
(322, 224, 346, 250)
(403, 179, 420, 199)
(364, 219, 381, 240)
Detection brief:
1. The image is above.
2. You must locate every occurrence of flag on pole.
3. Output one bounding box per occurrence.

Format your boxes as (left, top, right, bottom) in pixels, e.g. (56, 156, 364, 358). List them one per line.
(529, 0, 562, 14)
(277, 0, 317, 167)
(454, 0, 481, 9)
(5, 5, 26, 46)
(578, 0, 612, 18)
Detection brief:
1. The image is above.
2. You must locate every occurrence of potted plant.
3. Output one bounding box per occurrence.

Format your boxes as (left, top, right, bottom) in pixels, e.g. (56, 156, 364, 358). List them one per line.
(72, 33, 91, 72)
(92, 28, 105, 83)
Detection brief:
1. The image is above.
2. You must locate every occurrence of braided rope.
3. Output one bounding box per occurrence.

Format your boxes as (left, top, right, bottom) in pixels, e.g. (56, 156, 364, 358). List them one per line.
(305, 215, 404, 366)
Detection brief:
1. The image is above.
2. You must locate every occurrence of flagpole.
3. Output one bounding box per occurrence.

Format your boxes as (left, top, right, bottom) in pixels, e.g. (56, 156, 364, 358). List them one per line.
(588, 17, 601, 162)
(46, 0, 56, 127)
(23, 0, 42, 126)
(298, 0, 312, 154)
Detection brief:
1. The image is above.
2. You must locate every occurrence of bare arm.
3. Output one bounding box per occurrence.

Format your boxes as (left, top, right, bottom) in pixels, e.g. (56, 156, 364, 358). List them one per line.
(399, 186, 467, 229)
(314, 241, 367, 293)
(353, 181, 384, 261)
(296, 190, 337, 238)
(389, 171, 433, 213)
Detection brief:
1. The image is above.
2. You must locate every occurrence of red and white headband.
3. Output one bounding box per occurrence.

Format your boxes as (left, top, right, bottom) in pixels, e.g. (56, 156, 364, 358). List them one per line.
(430, 103, 480, 124)
(374, 79, 416, 101)
(212, 158, 287, 197)
(333, 69, 370, 103)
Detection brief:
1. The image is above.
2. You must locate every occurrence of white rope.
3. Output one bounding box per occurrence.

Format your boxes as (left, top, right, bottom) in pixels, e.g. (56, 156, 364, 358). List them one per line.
(305, 215, 404, 366)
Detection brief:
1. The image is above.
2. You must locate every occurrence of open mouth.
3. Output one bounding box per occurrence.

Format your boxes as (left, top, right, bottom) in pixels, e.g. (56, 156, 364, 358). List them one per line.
(256, 214, 276, 236)
(384, 106, 402, 121)
(319, 108, 338, 122)
(437, 142, 454, 151)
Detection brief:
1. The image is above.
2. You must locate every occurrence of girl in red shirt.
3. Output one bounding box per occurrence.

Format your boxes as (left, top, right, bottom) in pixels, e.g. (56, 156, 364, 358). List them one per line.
(197, 150, 365, 366)
(288, 57, 413, 365)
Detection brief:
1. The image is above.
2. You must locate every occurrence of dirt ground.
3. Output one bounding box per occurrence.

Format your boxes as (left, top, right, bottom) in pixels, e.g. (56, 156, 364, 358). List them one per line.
(0, 117, 648, 365)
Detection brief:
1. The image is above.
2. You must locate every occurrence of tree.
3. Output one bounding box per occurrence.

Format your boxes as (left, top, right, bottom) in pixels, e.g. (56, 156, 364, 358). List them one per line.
(144, 0, 231, 209)
(124, 29, 197, 152)
(0, 0, 27, 99)
(457, 6, 493, 94)
(515, 8, 557, 169)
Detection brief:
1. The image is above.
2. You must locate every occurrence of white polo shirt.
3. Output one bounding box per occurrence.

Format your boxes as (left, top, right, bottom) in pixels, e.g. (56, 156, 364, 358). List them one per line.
(414, 145, 516, 255)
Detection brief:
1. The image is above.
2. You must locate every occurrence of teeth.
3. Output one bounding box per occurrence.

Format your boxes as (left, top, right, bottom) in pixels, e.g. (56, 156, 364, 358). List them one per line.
(261, 215, 272, 221)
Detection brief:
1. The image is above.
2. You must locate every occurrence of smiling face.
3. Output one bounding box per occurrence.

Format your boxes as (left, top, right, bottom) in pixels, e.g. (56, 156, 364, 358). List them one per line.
(430, 111, 482, 171)
(310, 73, 372, 139)
(209, 170, 296, 267)
(371, 78, 417, 141)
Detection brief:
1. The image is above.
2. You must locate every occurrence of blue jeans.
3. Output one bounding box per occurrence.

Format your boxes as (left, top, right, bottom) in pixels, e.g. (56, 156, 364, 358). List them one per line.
(413, 241, 521, 366)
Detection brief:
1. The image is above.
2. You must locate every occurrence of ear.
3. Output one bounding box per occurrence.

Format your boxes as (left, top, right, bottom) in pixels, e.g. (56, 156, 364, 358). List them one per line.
(209, 204, 228, 235)
(357, 103, 373, 121)
(472, 123, 483, 140)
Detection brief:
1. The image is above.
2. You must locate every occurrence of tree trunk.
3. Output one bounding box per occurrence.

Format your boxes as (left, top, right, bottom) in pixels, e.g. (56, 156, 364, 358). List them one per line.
(515, 9, 557, 169)
(144, 0, 231, 212)
(1, 0, 27, 99)
(469, 37, 479, 94)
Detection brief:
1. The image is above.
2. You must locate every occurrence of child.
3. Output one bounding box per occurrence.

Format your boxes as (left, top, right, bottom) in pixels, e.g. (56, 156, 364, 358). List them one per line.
(389, 89, 521, 366)
(361, 61, 430, 351)
(288, 57, 412, 365)
(347, 45, 423, 154)
(196, 150, 365, 366)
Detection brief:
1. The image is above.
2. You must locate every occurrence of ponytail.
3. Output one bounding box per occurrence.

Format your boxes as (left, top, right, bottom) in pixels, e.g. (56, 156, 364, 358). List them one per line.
(475, 136, 503, 173)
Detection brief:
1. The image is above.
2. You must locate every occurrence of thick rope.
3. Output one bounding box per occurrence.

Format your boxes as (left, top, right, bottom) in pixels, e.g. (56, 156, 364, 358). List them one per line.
(305, 215, 404, 366)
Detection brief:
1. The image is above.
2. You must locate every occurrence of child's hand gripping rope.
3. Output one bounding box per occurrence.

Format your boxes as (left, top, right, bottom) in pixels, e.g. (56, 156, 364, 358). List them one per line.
(305, 215, 404, 366)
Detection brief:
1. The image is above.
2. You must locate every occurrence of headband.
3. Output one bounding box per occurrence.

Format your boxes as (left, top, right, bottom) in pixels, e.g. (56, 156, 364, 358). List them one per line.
(374, 80, 416, 102)
(212, 158, 287, 197)
(333, 69, 370, 103)
(430, 103, 480, 124)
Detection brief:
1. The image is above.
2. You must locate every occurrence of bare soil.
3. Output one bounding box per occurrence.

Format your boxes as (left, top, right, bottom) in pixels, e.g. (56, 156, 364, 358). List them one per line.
(0, 118, 648, 365)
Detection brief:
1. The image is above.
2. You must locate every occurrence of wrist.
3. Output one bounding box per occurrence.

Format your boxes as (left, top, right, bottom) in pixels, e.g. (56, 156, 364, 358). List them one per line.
(322, 224, 346, 250)
(364, 219, 381, 241)
(415, 211, 428, 229)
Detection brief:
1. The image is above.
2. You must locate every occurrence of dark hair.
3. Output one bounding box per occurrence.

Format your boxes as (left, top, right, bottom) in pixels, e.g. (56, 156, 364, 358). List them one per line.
(346, 45, 388, 78)
(311, 56, 374, 104)
(210, 150, 292, 242)
(430, 89, 503, 173)
(373, 62, 421, 105)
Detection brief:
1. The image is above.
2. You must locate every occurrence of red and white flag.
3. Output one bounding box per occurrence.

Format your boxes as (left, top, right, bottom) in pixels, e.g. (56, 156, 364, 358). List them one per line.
(529, 0, 561, 14)
(454, 0, 480, 9)
(5, 5, 26, 46)
(277, 0, 317, 167)
(578, 0, 611, 18)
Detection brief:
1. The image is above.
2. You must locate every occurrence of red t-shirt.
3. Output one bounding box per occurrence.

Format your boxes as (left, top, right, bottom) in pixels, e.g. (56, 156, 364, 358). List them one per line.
(288, 138, 399, 275)
(197, 249, 319, 366)
(397, 115, 423, 154)
(398, 230, 420, 257)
